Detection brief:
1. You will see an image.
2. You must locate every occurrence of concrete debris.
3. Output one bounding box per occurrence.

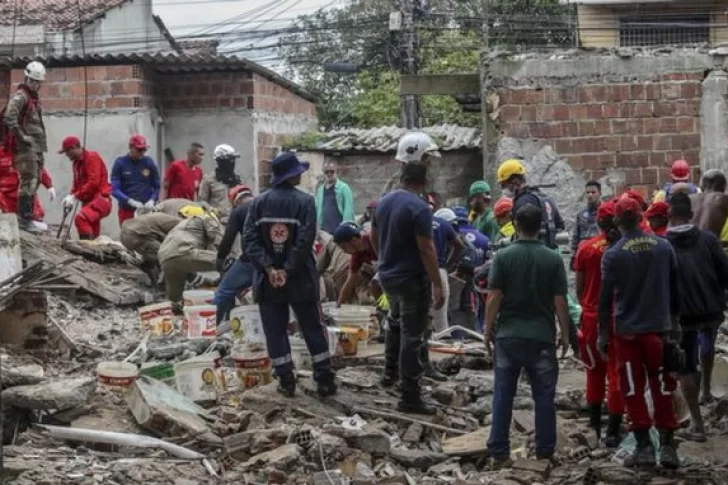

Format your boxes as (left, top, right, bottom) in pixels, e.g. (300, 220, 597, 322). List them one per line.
(389, 447, 448, 470)
(1, 360, 44, 388)
(2, 376, 95, 411)
(241, 443, 302, 471)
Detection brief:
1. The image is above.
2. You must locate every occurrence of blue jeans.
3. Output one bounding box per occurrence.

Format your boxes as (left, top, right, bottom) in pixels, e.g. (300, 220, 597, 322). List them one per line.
(487, 338, 559, 459)
(214, 258, 254, 325)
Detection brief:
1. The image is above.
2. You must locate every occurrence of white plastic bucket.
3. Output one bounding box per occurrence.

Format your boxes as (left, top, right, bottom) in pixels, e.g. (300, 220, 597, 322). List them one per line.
(138, 301, 175, 336)
(231, 343, 273, 390)
(183, 290, 215, 307)
(229, 305, 265, 344)
(174, 352, 219, 402)
(333, 305, 373, 349)
(183, 305, 217, 339)
(97, 361, 138, 392)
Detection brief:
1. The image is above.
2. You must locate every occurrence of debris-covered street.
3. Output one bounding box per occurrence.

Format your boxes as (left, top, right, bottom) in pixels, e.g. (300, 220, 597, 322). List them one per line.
(1, 233, 728, 485)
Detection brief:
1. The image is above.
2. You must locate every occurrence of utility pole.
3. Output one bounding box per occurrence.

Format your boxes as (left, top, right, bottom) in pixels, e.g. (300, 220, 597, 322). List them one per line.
(400, 0, 420, 129)
(480, 0, 493, 186)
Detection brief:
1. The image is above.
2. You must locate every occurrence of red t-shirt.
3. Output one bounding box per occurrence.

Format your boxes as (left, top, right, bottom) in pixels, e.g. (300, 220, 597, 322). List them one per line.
(349, 233, 377, 274)
(573, 233, 609, 315)
(164, 160, 202, 200)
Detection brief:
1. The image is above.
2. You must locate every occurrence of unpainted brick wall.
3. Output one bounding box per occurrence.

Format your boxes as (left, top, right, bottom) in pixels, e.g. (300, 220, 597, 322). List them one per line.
(251, 74, 316, 117)
(497, 72, 703, 193)
(160, 71, 254, 110)
(257, 131, 286, 191)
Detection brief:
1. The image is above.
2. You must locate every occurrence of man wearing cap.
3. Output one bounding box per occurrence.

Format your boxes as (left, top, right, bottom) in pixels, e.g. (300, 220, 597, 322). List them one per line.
(492, 197, 515, 248)
(665, 193, 728, 442)
(315, 161, 355, 234)
(111, 134, 161, 225)
(158, 206, 223, 306)
(654, 159, 699, 203)
(163, 142, 204, 201)
(333, 222, 378, 307)
(214, 185, 255, 325)
(243, 151, 336, 399)
(598, 196, 681, 469)
(570, 180, 602, 258)
(469, 181, 499, 241)
(574, 200, 624, 448)
(58, 136, 112, 240)
(645, 201, 669, 236)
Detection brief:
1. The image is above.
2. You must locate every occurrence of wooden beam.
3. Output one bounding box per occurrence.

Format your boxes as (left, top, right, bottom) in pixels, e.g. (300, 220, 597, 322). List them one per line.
(400, 74, 480, 96)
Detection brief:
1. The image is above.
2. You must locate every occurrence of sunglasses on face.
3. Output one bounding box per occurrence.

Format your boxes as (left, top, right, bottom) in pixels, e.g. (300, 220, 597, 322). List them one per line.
(324, 170, 335, 175)
(131, 147, 147, 153)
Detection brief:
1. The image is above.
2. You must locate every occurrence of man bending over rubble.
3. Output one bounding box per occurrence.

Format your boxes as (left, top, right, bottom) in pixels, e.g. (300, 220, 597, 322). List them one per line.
(243, 152, 336, 399)
(120, 210, 183, 286)
(158, 205, 223, 309)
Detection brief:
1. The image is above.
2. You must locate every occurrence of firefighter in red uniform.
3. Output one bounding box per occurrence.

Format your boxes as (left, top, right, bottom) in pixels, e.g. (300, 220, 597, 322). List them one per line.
(58, 136, 112, 239)
(574, 200, 624, 448)
(0, 149, 55, 222)
(644, 201, 669, 237)
(621, 190, 652, 233)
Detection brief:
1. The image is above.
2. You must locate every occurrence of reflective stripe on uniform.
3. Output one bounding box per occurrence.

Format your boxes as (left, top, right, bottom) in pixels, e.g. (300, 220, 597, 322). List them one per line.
(272, 355, 293, 366)
(312, 351, 331, 363)
(257, 217, 301, 225)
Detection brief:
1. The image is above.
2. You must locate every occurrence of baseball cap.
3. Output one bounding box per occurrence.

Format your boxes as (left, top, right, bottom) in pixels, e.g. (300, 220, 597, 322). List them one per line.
(644, 201, 668, 218)
(597, 200, 616, 221)
(333, 222, 362, 244)
(58, 135, 81, 153)
(129, 134, 149, 150)
(623, 190, 647, 210)
(615, 197, 642, 217)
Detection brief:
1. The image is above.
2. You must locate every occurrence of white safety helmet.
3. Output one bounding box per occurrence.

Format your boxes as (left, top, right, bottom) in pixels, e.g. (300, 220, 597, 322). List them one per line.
(434, 208, 457, 223)
(213, 144, 239, 161)
(395, 131, 441, 163)
(24, 61, 46, 82)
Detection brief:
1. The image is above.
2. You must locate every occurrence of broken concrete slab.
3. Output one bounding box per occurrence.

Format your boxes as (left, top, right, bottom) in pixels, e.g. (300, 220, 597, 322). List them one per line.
(2, 377, 95, 411)
(512, 458, 551, 479)
(512, 410, 535, 434)
(1, 361, 44, 388)
(389, 447, 448, 470)
(441, 427, 489, 457)
(402, 422, 423, 444)
(242, 443, 302, 471)
(328, 428, 392, 455)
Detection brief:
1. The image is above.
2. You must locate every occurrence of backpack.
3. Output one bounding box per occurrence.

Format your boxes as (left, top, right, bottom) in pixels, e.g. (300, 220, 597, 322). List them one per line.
(663, 182, 698, 201)
(518, 188, 558, 249)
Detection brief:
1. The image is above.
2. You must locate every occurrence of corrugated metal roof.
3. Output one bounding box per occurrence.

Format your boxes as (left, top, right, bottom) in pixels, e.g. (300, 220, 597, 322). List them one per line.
(2, 52, 315, 102)
(0, 0, 131, 31)
(309, 124, 481, 153)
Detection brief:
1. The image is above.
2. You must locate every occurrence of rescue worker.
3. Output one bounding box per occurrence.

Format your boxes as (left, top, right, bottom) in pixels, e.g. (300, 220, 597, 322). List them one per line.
(111, 134, 161, 225)
(163, 142, 204, 201)
(452, 206, 489, 253)
(120, 211, 182, 286)
(0, 153, 54, 226)
(621, 190, 652, 233)
(158, 206, 223, 306)
(691, 169, 728, 403)
(332, 222, 377, 306)
(381, 131, 440, 194)
(372, 160, 445, 414)
(317, 229, 353, 303)
(2, 61, 48, 233)
(469, 181, 499, 241)
(570, 180, 601, 262)
(215, 185, 255, 325)
(242, 151, 336, 398)
(654, 159, 699, 202)
(199, 144, 242, 218)
(644, 201, 669, 236)
(154, 198, 204, 217)
(431, 208, 465, 335)
(58, 136, 112, 240)
(665, 193, 728, 442)
(315, 161, 355, 234)
(497, 159, 565, 249)
(574, 200, 624, 448)
(492, 197, 515, 248)
(598, 196, 681, 469)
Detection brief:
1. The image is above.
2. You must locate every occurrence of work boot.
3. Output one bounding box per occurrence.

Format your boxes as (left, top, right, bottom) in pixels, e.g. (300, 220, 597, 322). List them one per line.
(623, 429, 656, 468)
(658, 429, 680, 469)
(78, 234, 94, 241)
(588, 403, 603, 442)
(277, 373, 296, 398)
(381, 368, 399, 388)
(17, 195, 44, 234)
(317, 375, 337, 398)
(397, 391, 437, 415)
(424, 365, 447, 382)
(604, 414, 623, 448)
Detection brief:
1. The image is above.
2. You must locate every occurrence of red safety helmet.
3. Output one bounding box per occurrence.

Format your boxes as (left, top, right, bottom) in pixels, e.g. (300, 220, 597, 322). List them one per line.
(671, 159, 690, 182)
(229, 185, 252, 205)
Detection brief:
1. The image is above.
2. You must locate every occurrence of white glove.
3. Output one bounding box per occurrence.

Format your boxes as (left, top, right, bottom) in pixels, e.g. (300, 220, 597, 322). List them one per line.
(48, 187, 56, 202)
(144, 199, 155, 209)
(128, 199, 143, 209)
(62, 194, 77, 208)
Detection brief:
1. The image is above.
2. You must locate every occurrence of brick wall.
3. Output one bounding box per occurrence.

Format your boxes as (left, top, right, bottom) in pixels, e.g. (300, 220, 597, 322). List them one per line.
(252, 74, 316, 117)
(160, 71, 254, 110)
(257, 131, 287, 191)
(497, 72, 704, 193)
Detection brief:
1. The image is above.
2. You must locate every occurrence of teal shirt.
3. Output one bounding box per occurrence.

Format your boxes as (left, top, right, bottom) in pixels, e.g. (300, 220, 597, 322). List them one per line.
(315, 179, 355, 229)
(488, 239, 568, 344)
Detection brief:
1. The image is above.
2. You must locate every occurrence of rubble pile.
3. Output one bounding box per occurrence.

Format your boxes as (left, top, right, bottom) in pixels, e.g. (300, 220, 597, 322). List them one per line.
(3, 283, 728, 483)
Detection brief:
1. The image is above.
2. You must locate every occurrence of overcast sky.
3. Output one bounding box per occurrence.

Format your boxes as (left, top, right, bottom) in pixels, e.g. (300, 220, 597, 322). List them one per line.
(154, 0, 345, 70)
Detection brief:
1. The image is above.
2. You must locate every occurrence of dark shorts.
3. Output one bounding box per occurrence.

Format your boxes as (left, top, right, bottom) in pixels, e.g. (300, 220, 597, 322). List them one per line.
(680, 329, 700, 375)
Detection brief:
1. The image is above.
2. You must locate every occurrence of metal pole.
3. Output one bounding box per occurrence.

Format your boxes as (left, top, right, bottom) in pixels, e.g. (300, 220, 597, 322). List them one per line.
(400, 0, 419, 129)
(481, 0, 494, 186)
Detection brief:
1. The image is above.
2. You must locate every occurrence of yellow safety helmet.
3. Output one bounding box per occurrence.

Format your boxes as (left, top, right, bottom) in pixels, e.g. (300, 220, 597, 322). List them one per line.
(497, 159, 527, 184)
(179, 205, 206, 219)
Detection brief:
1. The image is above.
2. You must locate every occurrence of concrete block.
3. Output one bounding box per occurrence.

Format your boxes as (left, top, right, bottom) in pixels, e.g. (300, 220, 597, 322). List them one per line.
(0, 213, 21, 282)
(0, 291, 48, 347)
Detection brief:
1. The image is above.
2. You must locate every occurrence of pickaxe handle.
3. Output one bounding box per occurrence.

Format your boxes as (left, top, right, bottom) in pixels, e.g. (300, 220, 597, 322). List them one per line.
(57, 206, 72, 239)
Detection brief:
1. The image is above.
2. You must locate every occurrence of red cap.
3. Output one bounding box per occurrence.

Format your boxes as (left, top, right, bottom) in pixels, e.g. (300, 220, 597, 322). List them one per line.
(623, 190, 647, 210)
(597, 200, 615, 221)
(493, 197, 513, 218)
(58, 135, 81, 153)
(129, 134, 149, 150)
(671, 159, 690, 182)
(366, 200, 378, 210)
(615, 197, 643, 217)
(644, 201, 669, 218)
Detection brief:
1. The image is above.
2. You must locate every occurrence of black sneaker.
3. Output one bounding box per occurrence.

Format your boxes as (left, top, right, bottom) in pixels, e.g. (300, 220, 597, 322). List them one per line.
(381, 370, 399, 387)
(317, 378, 337, 398)
(658, 429, 680, 470)
(397, 397, 437, 415)
(604, 414, 623, 449)
(424, 367, 447, 382)
(277, 374, 296, 398)
(623, 430, 655, 468)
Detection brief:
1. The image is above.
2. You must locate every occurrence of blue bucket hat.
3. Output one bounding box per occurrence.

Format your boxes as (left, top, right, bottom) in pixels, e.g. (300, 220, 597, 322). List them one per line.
(270, 152, 310, 186)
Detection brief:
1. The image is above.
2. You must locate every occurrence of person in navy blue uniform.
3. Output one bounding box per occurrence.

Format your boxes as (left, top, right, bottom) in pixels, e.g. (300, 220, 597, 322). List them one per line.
(243, 152, 336, 398)
(111, 134, 160, 226)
